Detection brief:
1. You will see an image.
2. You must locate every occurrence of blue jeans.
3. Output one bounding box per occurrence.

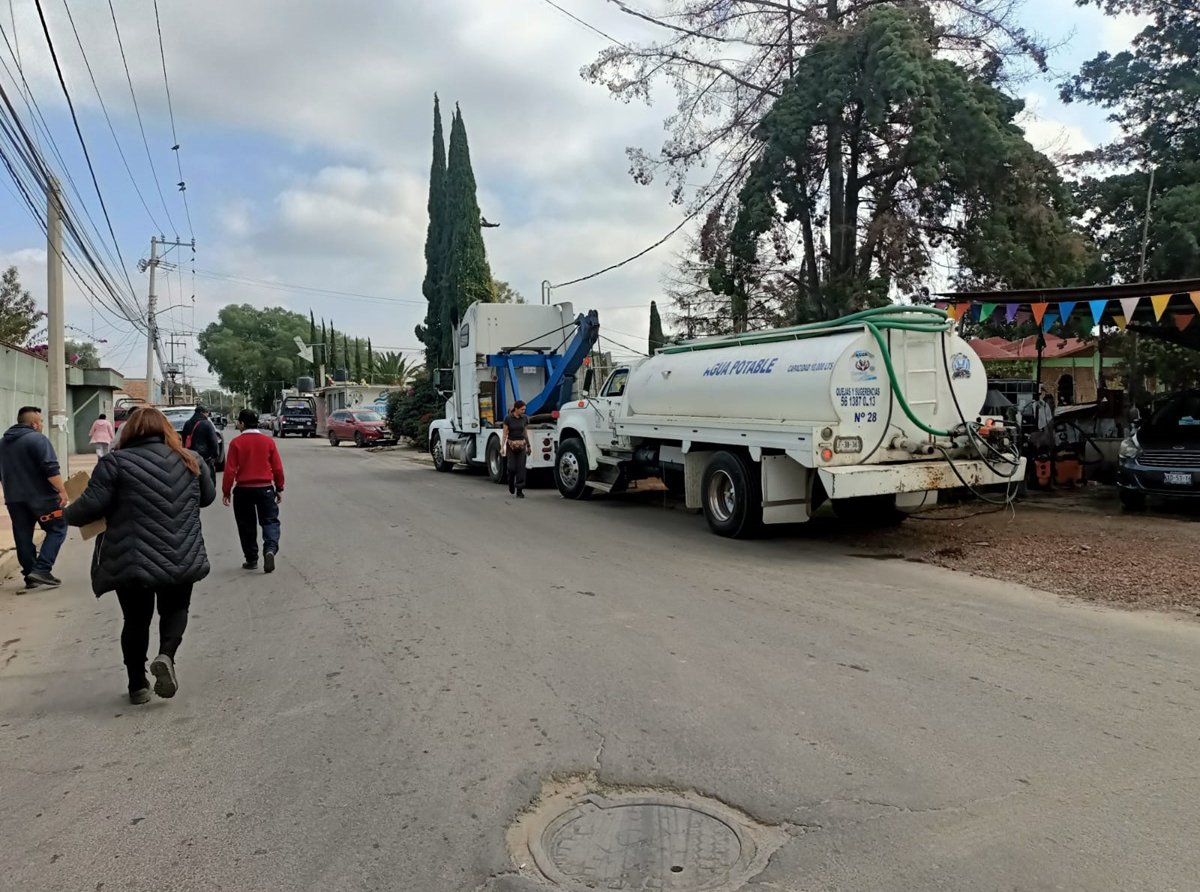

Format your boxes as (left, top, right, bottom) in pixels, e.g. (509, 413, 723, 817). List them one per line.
(7, 500, 67, 577)
(233, 486, 280, 561)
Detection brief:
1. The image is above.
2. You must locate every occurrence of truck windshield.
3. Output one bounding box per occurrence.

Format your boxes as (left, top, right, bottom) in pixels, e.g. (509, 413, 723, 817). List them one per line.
(282, 402, 313, 415)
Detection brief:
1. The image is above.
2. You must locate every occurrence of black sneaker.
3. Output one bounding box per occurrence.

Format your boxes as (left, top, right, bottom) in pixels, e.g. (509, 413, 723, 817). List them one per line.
(516, 490, 525, 499)
(508, 482, 515, 495)
(264, 552, 276, 574)
(23, 576, 41, 591)
(149, 654, 178, 699)
(129, 687, 151, 705)
(242, 560, 258, 570)
(26, 571, 60, 587)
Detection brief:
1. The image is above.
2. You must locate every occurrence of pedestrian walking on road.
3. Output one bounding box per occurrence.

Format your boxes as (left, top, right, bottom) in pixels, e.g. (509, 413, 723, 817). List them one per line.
(88, 413, 115, 458)
(223, 409, 284, 573)
(182, 404, 221, 477)
(0, 406, 69, 590)
(502, 400, 529, 499)
(65, 407, 215, 704)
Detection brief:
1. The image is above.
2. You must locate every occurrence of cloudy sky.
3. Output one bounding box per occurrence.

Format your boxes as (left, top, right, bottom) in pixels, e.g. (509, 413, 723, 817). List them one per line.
(0, 0, 1144, 389)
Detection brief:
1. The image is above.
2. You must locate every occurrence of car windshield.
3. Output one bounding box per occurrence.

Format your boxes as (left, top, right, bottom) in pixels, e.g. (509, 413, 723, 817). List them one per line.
(282, 403, 313, 415)
(1148, 392, 1200, 429)
(354, 412, 382, 422)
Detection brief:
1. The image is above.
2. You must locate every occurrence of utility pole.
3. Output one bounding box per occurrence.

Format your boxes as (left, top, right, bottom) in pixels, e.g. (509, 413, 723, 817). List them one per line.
(46, 177, 69, 468)
(167, 336, 188, 406)
(145, 236, 159, 404)
(143, 236, 195, 405)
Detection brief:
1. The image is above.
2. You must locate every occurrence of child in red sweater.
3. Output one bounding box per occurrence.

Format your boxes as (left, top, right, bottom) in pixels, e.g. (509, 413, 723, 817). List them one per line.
(222, 409, 285, 573)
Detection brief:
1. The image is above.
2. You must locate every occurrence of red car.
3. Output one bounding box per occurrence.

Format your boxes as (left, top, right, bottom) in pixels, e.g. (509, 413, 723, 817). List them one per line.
(327, 409, 396, 448)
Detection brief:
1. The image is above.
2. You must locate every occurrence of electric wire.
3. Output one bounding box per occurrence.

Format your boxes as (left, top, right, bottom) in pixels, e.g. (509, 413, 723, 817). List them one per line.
(32, 0, 141, 307)
(152, 0, 193, 241)
(60, 0, 163, 233)
(107, 0, 176, 236)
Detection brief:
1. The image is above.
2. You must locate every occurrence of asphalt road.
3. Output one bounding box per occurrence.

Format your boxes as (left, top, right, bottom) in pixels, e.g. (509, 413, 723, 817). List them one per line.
(2, 437, 1198, 892)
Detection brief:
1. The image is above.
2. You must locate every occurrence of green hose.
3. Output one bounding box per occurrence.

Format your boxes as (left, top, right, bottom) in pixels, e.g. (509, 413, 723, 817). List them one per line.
(659, 305, 956, 437)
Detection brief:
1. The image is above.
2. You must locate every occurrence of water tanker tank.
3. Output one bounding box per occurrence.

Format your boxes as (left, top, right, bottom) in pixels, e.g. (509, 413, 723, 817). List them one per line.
(626, 319, 987, 444)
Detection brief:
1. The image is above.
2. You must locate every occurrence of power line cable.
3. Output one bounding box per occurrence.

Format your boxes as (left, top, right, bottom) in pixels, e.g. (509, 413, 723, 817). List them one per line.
(192, 269, 425, 306)
(152, 0, 193, 241)
(107, 0, 176, 236)
(59, 0, 164, 233)
(32, 0, 141, 307)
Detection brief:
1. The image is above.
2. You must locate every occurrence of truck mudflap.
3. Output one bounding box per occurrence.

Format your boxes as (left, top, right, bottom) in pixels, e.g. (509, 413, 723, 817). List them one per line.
(817, 457, 1025, 500)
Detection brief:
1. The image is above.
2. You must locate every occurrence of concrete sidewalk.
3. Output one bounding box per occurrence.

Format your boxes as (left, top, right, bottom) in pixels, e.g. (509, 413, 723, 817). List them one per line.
(0, 451, 100, 584)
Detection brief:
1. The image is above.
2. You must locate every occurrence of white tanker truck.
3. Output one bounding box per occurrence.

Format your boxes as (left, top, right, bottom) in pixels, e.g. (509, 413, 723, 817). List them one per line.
(552, 305, 1023, 537)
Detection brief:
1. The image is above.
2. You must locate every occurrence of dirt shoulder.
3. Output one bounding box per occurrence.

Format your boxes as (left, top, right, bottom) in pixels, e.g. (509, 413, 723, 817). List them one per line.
(842, 493, 1200, 615)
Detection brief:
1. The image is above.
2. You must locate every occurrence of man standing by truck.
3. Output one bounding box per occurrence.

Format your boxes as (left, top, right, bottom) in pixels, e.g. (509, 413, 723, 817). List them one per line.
(222, 409, 285, 573)
(502, 400, 529, 499)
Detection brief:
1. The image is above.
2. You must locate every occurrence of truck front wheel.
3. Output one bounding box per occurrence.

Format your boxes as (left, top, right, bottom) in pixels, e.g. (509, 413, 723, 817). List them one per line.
(555, 438, 591, 500)
(486, 435, 506, 484)
(701, 451, 762, 538)
(431, 433, 455, 472)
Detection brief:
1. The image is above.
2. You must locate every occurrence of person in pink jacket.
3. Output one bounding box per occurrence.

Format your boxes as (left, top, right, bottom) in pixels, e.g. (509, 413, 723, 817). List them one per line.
(88, 413, 115, 457)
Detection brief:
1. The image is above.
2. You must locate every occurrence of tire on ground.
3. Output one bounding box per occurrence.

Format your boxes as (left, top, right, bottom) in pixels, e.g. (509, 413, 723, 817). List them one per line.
(555, 437, 591, 500)
(486, 435, 506, 484)
(431, 432, 455, 472)
(700, 451, 762, 538)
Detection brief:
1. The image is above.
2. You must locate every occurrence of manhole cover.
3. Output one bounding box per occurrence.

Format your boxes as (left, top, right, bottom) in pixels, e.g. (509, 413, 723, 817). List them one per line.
(508, 777, 787, 891)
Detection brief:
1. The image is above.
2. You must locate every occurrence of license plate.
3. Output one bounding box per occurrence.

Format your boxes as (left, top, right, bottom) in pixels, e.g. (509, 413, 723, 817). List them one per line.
(1164, 472, 1193, 485)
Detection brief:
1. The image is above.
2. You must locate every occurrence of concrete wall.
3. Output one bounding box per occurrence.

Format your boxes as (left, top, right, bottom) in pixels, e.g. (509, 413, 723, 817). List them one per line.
(0, 344, 49, 428)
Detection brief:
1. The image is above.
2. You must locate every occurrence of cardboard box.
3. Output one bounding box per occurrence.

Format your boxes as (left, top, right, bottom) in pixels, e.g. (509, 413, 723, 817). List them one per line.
(64, 471, 105, 540)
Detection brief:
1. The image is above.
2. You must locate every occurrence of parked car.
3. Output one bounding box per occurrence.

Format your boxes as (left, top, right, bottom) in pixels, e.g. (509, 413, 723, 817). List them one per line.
(274, 397, 317, 438)
(160, 405, 226, 471)
(1118, 389, 1200, 510)
(327, 409, 396, 448)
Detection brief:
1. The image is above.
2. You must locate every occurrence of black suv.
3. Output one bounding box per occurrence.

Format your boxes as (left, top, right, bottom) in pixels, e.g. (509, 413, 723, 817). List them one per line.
(1118, 390, 1200, 510)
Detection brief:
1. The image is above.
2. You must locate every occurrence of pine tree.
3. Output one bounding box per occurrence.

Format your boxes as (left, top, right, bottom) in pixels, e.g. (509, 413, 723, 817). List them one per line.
(648, 301, 666, 354)
(367, 338, 375, 384)
(418, 95, 449, 371)
(439, 105, 495, 364)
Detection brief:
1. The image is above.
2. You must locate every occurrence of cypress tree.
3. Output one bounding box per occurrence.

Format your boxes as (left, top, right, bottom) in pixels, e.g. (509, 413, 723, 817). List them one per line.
(648, 301, 665, 353)
(354, 339, 363, 383)
(367, 338, 375, 384)
(342, 333, 350, 376)
(321, 320, 329, 375)
(419, 95, 449, 370)
(439, 105, 494, 365)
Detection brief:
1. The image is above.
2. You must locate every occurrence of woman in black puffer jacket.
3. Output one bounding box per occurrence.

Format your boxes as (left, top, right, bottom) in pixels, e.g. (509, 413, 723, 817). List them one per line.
(67, 407, 216, 704)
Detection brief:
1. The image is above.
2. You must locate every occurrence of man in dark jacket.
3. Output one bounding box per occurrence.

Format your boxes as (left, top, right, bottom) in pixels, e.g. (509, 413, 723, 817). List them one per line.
(182, 405, 221, 475)
(0, 406, 69, 589)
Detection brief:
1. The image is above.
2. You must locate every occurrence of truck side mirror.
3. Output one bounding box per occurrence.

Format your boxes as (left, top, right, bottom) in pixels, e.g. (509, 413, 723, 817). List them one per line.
(437, 368, 454, 394)
(583, 368, 595, 393)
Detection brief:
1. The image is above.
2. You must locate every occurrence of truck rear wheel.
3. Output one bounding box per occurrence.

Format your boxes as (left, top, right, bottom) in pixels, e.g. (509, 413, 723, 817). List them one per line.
(555, 438, 591, 500)
(431, 433, 455, 472)
(701, 451, 762, 538)
(486, 435, 506, 484)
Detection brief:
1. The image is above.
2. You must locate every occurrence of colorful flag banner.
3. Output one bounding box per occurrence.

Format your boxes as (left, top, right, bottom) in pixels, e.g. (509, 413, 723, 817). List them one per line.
(1151, 293, 1171, 320)
(1174, 313, 1195, 332)
(979, 302, 998, 322)
(1089, 299, 1108, 326)
(1058, 301, 1077, 323)
(945, 303, 960, 321)
(1042, 313, 1059, 333)
(1005, 303, 1020, 323)
(1031, 302, 1048, 324)
(1191, 291, 1200, 314)
(1113, 314, 1127, 331)
(1119, 296, 1140, 322)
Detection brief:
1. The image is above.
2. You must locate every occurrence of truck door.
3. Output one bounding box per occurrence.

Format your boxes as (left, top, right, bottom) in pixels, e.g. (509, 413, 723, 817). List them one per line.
(591, 367, 630, 439)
